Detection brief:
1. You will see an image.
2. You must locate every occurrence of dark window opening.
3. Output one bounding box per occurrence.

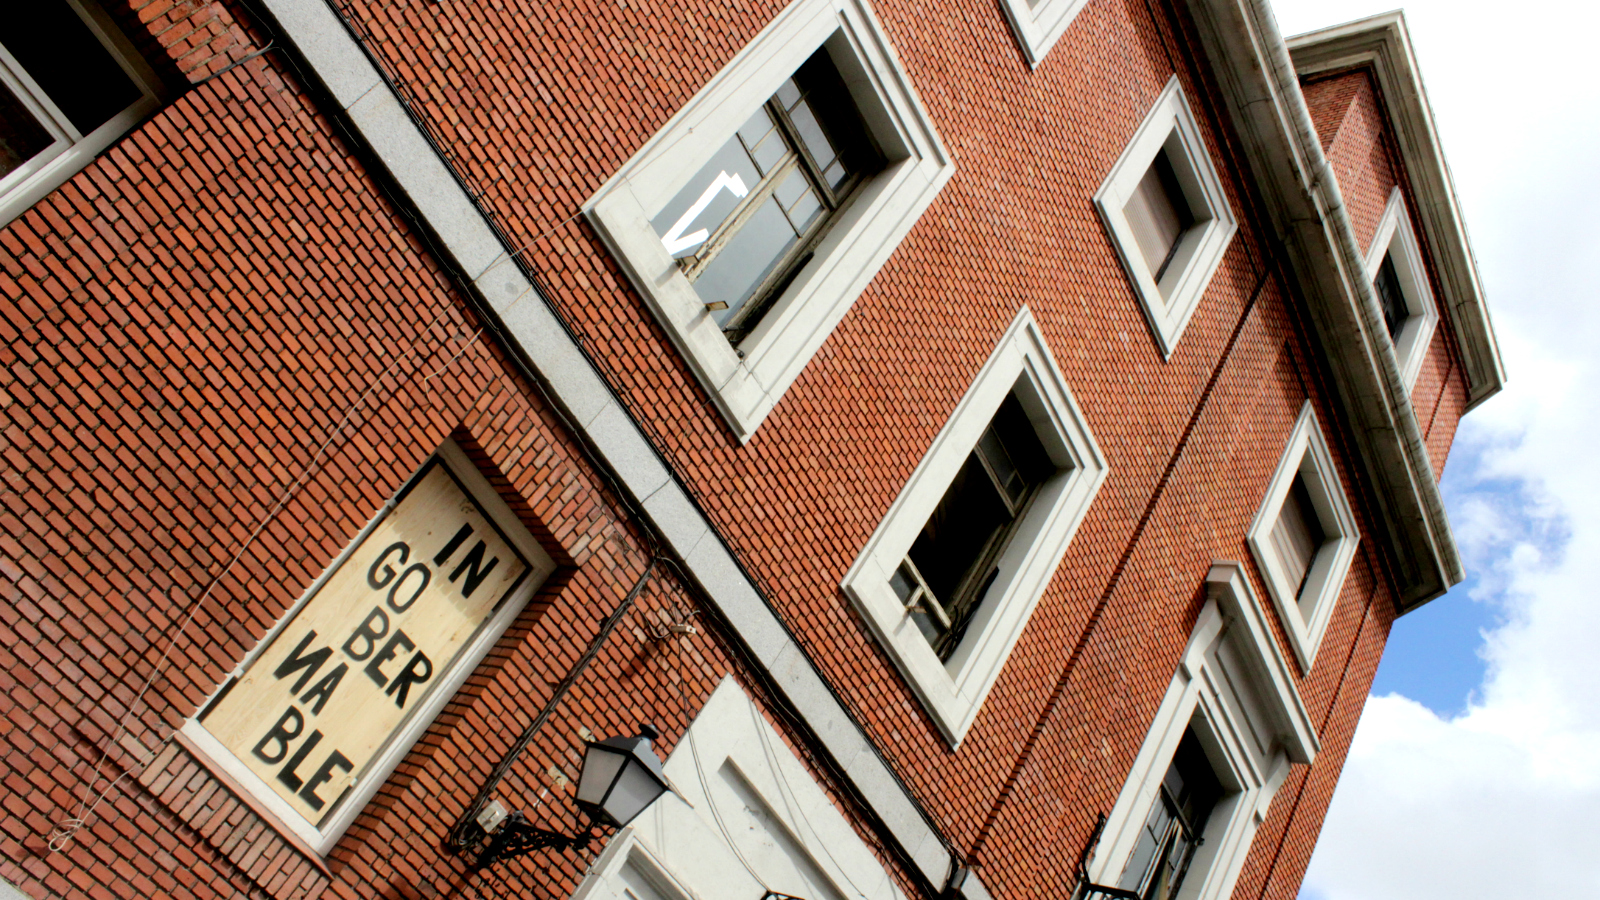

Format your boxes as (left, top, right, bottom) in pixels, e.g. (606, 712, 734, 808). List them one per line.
(0, 0, 149, 184)
(1124, 149, 1195, 283)
(650, 47, 884, 345)
(890, 393, 1055, 661)
(1118, 729, 1224, 900)
(1271, 474, 1328, 600)
(1373, 251, 1408, 341)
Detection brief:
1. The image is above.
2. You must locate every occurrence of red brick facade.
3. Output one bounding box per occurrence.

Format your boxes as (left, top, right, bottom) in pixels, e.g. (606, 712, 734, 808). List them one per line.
(0, 2, 1486, 900)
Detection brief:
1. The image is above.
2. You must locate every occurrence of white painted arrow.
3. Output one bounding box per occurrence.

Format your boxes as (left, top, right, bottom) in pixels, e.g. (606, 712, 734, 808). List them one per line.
(660, 170, 749, 255)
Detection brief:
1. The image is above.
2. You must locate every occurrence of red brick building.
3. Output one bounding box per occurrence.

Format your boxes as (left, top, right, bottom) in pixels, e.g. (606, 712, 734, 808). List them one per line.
(0, 1, 1502, 899)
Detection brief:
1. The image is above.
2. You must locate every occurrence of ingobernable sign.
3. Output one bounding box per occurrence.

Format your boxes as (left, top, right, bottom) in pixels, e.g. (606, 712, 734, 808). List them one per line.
(201, 457, 531, 827)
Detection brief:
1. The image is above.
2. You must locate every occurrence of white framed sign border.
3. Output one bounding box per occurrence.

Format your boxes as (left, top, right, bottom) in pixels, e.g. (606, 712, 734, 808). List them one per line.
(180, 439, 556, 854)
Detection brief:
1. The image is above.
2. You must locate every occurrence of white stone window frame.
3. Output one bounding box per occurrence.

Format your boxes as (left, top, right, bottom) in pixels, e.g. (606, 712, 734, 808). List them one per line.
(583, 0, 953, 443)
(1093, 76, 1238, 358)
(179, 440, 557, 854)
(1364, 187, 1440, 392)
(997, 0, 1091, 68)
(1245, 402, 1360, 673)
(840, 307, 1108, 746)
(571, 677, 906, 900)
(0, 0, 163, 227)
(1088, 563, 1317, 900)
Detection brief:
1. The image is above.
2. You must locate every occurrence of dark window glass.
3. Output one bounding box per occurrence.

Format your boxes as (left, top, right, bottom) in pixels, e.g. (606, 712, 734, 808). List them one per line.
(0, 82, 55, 179)
(1124, 149, 1195, 282)
(1, 0, 143, 137)
(1373, 251, 1407, 341)
(649, 47, 883, 343)
(901, 394, 1055, 660)
(1120, 729, 1224, 900)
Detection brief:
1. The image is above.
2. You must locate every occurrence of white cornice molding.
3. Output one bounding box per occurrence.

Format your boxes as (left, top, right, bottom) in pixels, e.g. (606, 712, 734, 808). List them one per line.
(1182, 0, 1464, 613)
(1287, 12, 1506, 411)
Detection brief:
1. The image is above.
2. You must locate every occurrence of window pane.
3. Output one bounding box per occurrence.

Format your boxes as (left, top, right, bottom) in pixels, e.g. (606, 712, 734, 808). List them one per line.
(787, 96, 840, 172)
(1, 0, 143, 136)
(977, 427, 1023, 504)
(784, 188, 822, 232)
(1124, 150, 1193, 281)
(1374, 252, 1407, 340)
(738, 107, 786, 175)
(695, 196, 799, 326)
(908, 456, 1009, 613)
(0, 81, 55, 179)
(651, 134, 762, 258)
(889, 563, 918, 603)
(821, 159, 846, 190)
(776, 78, 802, 110)
(1271, 475, 1326, 596)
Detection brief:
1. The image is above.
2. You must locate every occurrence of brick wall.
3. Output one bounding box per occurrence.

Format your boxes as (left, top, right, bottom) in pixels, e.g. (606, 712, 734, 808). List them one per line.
(0, 54, 910, 900)
(0, 0, 1478, 898)
(313, 0, 1464, 892)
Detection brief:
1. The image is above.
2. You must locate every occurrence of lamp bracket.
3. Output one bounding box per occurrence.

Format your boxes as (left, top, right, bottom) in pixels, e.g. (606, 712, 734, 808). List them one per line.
(471, 811, 593, 871)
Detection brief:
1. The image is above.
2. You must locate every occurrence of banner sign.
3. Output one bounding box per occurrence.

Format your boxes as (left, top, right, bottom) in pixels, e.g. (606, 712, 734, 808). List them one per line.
(201, 457, 531, 827)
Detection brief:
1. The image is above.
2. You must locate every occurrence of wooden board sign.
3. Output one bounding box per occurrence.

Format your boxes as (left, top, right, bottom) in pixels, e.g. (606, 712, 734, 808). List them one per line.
(201, 457, 531, 827)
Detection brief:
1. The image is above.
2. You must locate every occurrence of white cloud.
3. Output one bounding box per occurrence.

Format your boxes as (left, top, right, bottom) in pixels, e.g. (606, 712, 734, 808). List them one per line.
(1263, 1, 1600, 898)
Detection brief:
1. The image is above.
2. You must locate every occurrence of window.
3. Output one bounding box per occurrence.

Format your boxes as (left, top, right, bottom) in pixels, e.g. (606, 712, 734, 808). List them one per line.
(180, 442, 556, 853)
(1085, 564, 1317, 900)
(893, 393, 1054, 660)
(0, 0, 161, 225)
(1125, 150, 1195, 283)
(1094, 77, 1237, 357)
(842, 308, 1108, 745)
(569, 678, 903, 900)
(651, 49, 883, 343)
(996, 0, 1092, 67)
(585, 0, 953, 442)
(1363, 187, 1440, 391)
(1246, 402, 1359, 672)
(1116, 730, 1222, 900)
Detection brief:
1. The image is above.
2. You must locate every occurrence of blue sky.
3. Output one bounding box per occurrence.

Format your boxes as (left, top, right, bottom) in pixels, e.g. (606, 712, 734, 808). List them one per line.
(1266, 2, 1600, 898)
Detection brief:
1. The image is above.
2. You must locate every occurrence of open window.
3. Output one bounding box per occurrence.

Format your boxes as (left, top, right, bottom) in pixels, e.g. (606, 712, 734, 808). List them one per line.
(585, 0, 953, 441)
(652, 49, 883, 343)
(1083, 564, 1317, 900)
(893, 393, 1055, 661)
(1246, 402, 1359, 672)
(1364, 187, 1440, 391)
(1094, 77, 1237, 357)
(0, 0, 162, 225)
(1114, 729, 1223, 900)
(842, 308, 1108, 745)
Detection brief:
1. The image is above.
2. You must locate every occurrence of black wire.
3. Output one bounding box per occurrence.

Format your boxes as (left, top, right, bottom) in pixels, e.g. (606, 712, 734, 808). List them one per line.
(190, 41, 279, 87)
(446, 557, 660, 852)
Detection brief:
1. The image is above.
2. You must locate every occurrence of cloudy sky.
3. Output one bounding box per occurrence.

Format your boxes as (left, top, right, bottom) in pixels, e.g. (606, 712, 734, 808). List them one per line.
(1262, 1, 1600, 898)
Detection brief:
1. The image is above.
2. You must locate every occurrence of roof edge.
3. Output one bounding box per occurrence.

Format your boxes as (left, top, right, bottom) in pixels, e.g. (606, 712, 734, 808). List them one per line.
(1184, 0, 1463, 613)
(1287, 12, 1507, 411)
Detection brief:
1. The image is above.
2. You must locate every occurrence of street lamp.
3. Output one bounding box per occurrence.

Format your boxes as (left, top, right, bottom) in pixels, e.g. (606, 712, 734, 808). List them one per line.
(473, 725, 670, 871)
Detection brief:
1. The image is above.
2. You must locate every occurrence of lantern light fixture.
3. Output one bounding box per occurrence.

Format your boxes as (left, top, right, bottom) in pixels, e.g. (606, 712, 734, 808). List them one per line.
(473, 725, 670, 871)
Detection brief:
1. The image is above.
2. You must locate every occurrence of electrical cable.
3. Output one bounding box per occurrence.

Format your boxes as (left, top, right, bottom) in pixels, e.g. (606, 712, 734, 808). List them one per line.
(447, 556, 661, 851)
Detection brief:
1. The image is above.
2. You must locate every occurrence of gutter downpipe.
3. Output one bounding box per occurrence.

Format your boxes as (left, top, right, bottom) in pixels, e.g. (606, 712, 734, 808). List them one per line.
(1239, 0, 1463, 603)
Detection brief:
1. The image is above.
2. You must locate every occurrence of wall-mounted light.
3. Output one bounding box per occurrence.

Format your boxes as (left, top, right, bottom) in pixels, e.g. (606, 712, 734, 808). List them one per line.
(473, 725, 670, 870)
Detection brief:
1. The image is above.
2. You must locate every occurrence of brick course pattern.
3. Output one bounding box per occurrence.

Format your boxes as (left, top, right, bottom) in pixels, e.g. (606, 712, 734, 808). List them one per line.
(0, 0, 1475, 899)
(0, 57, 907, 900)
